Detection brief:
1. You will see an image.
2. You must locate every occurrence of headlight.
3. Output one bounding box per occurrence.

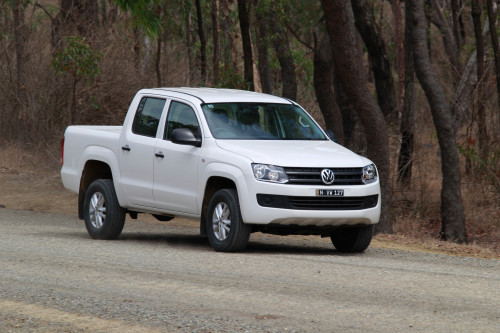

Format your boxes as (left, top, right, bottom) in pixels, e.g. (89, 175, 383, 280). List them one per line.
(252, 164, 289, 183)
(362, 164, 378, 184)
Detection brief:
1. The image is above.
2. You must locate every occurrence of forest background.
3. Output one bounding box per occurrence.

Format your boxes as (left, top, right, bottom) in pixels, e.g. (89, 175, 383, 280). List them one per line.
(0, 0, 499, 254)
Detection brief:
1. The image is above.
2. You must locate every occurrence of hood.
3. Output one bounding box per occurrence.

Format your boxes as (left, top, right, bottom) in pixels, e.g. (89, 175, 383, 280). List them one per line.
(215, 140, 371, 168)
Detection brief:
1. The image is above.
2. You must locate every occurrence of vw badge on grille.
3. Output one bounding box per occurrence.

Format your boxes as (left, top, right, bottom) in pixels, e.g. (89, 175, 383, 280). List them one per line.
(321, 169, 335, 185)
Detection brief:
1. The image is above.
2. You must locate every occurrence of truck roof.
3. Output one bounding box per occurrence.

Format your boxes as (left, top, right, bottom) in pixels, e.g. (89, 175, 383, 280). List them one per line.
(142, 87, 295, 104)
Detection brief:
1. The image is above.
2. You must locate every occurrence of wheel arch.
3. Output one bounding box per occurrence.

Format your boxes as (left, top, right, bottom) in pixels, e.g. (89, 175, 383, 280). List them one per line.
(78, 160, 113, 219)
(200, 176, 237, 236)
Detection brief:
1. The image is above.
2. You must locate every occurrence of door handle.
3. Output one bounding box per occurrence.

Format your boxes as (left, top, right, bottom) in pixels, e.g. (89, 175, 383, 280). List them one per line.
(155, 152, 165, 158)
(121, 145, 131, 151)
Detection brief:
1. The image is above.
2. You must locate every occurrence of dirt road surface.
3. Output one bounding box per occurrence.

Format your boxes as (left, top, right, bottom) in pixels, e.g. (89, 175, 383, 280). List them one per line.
(0, 208, 498, 332)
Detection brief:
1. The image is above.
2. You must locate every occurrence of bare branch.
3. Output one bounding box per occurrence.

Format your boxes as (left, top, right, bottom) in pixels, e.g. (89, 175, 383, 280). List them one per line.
(34, 1, 55, 24)
(286, 23, 313, 51)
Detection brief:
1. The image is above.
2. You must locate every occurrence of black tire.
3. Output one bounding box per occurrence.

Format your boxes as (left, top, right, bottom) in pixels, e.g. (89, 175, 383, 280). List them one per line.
(206, 189, 251, 252)
(83, 179, 125, 240)
(330, 225, 374, 253)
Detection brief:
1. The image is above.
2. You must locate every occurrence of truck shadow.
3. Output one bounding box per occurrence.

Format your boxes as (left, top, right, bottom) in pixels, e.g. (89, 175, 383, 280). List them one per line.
(66, 230, 358, 255)
(116, 232, 342, 255)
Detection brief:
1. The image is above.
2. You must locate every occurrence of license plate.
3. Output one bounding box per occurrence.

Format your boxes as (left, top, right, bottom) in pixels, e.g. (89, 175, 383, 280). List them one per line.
(316, 189, 344, 197)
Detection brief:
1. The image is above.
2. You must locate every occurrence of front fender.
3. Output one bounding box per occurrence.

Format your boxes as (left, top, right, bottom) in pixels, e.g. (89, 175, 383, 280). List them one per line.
(199, 161, 251, 219)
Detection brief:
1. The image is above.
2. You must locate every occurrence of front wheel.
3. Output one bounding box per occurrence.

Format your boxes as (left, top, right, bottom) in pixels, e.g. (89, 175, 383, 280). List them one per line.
(83, 179, 125, 239)
(330, 225, 374, 253)
(206, 189, 251, 252)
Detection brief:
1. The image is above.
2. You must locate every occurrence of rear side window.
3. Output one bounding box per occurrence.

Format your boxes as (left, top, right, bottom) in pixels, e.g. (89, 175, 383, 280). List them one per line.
(132, 97, 166, 137)
(164, 101, 200, 140)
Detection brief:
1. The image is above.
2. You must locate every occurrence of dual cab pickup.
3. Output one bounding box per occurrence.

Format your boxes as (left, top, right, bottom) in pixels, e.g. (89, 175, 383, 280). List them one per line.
(61, 88, 381, 252)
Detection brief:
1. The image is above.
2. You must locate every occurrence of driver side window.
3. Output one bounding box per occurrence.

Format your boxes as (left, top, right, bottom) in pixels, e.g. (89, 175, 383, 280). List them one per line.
(164, 101, 200, 140)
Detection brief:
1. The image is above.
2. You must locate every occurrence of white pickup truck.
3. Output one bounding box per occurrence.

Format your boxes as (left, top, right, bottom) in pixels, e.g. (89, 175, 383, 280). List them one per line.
(61, 88, 380, 252)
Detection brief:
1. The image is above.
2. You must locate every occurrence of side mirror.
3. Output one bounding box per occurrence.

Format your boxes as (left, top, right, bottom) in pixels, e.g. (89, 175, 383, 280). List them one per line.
(325, 129, 337, 142)
(171, 128, 202, 147)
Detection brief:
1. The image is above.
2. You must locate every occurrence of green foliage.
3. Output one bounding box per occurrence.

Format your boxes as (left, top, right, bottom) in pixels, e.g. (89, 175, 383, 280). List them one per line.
(113, 0, 162, 37)
(113, 0, 185, 39)
(51, 36, 102, 83)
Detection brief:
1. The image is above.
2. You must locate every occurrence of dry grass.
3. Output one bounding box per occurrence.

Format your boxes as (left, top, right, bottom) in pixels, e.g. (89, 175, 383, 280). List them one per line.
(389, 106, 500, 258)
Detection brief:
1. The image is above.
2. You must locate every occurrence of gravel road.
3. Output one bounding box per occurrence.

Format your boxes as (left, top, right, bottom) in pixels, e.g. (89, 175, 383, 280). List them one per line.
(0, 209, 498, 332)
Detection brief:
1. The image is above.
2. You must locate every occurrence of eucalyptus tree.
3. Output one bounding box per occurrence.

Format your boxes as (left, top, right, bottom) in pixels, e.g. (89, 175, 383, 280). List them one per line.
(471, 0, 488, 161)
(195, 0, 207, 82)
(237, 0, 254, 90)
(397, 1, 417, 184)
(407, 0, 467, 243)
(254, 1, 272, 94)
(351, 0, 397, 122)
(268, 0, 297, 100)
(486, 0, 500, 110)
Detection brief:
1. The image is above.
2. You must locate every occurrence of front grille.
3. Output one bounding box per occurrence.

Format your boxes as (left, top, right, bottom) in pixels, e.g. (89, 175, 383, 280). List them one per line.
(284, 167, 363, 185)
(257, 194, 378, 210)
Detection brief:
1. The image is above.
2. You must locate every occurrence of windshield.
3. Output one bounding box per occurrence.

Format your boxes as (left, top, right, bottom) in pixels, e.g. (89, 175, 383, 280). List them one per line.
(202, 103, 327, 140)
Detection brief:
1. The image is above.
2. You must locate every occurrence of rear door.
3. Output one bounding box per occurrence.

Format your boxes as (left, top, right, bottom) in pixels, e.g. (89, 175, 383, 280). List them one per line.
(119, 96, 167, 206)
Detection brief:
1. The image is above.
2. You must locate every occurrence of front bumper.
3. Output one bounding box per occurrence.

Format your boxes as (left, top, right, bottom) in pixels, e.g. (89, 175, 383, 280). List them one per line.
(237, 176, 381, 227)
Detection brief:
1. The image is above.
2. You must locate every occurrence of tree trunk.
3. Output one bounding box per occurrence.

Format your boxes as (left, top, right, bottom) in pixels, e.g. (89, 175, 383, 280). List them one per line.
(313, 31, 344, 145)
(237, 0, 254, 91)
(389, 0, 404, 118)
(450, 0, 462, 55)
(486, 0, 500, 110)
(269, 2, 297, 100)
(71, 74, 78, 124)
(254, 4, 272, 94)
(155, 36, 162, 87)
(398, 2, 417, 184)
(133, 27, 141, 74)
(321, 0, 392, 234)
(334, 69, 357, 150)
(351, 0, 397, 122)
(12, 4, 25, 146)
(219, 0, 238, 73)
(195, 0, 207, 83)
(407, 0, 466, 243)
(185, 11, 194, 85)
(471, 0, 488, 161)
(211, 0, 220, 84)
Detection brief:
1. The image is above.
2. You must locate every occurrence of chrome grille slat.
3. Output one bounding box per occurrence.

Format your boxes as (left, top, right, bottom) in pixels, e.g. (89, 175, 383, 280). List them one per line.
(284, 167, 364, 185)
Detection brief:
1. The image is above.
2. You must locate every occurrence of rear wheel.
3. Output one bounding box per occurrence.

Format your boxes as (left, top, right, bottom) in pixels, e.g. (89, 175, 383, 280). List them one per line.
(330, 225, 374, 253)
(206, 189, 251, 252)
(83, 179, 125, 239)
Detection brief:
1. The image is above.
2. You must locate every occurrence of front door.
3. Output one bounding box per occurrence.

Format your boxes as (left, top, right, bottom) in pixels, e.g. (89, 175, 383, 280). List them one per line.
(153, 100, 202, 214)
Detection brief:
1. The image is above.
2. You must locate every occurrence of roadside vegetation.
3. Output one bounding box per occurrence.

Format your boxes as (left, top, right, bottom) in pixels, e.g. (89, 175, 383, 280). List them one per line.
(0, 0, 498, 256)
